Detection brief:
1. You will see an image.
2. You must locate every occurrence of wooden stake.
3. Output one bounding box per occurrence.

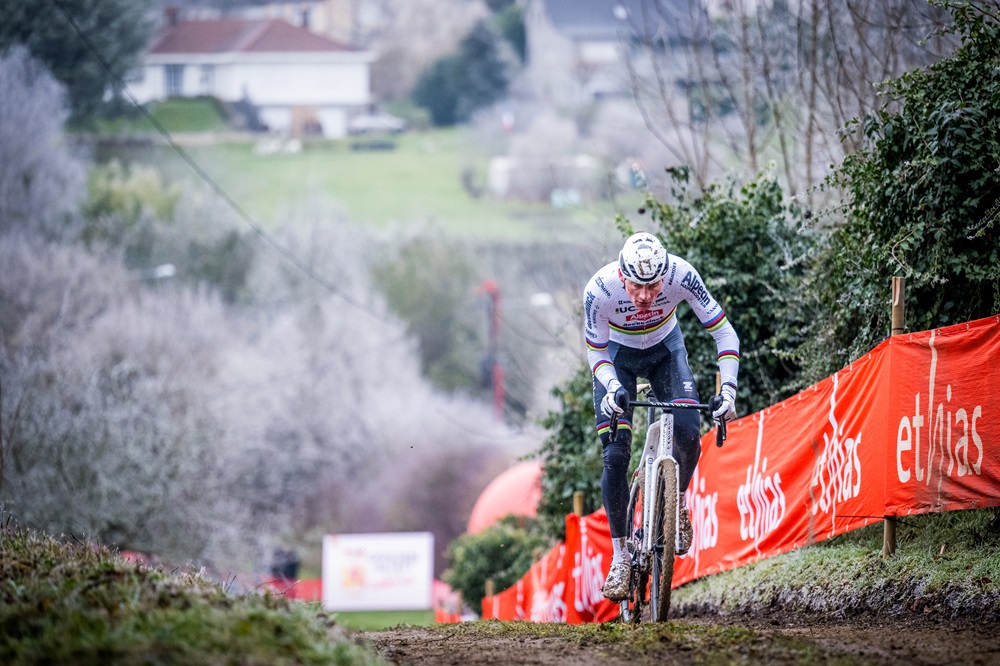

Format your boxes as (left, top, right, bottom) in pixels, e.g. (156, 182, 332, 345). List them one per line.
(573, 491, 584, 517)
(884, 277, 905, 558)
(883, 517, 896, 558)
(891, 277, 906, 336)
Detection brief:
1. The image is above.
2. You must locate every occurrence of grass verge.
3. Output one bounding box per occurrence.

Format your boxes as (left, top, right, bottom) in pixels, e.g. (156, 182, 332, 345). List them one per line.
(672, 508, 1000, 619)
(0, 520, 386, 666)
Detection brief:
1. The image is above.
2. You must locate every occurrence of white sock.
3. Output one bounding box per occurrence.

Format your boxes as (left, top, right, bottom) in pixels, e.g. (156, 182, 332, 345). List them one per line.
(611, 537, 627, 565)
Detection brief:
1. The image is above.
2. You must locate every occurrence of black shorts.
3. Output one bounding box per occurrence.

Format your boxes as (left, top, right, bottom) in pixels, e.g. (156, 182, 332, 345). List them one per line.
(592, 325, 699, 438)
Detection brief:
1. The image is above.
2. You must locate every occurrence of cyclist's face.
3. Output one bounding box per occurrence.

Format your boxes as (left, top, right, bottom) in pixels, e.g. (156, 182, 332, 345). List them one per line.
(624, 278, 662, 311)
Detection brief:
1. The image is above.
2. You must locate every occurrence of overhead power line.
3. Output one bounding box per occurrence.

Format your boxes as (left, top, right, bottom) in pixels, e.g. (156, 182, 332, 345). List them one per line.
(47, 0, 381, 321)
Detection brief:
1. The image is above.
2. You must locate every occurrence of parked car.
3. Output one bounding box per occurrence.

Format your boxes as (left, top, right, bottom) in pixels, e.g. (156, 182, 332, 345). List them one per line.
(347, 113, 407, 134)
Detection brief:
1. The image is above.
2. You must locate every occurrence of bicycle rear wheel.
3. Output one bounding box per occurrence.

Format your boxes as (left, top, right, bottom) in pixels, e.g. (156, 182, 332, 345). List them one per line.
(619, 474, 647, 624)
(650, 460, 677, 622)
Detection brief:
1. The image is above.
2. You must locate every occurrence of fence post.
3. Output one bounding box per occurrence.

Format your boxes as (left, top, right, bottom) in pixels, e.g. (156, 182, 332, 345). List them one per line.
(485, 578, 495, 598)
(573, 491, 584, 517)
(883, 277, 906, 558)
(891, 277, 906, 336)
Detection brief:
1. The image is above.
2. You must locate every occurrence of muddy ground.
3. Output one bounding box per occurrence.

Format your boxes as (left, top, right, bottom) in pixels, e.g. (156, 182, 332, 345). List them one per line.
(361, 612, 1000, 665)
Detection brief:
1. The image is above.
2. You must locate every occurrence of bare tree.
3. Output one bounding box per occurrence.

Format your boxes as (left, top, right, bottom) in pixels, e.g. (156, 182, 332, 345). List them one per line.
(618, 0, 955, 197)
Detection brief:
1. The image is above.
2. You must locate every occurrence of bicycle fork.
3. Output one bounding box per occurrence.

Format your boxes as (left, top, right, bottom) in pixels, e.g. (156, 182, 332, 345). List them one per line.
(641, 411, 682, 563)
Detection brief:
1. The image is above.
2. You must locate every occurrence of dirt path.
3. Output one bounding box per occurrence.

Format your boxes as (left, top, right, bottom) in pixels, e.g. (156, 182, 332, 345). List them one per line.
(361, 615, 1000, 666)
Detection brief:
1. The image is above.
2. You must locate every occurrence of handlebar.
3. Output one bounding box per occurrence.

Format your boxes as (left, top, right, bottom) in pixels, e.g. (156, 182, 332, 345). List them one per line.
(609, 396, 728, 448)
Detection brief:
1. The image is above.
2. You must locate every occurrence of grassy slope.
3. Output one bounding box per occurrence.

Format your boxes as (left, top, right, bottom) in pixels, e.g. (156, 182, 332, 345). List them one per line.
(673, 508, 1000, 619)
(0, 524, 863, 666)
(4, 510, 997, 660)
(0, 523, 387, 666)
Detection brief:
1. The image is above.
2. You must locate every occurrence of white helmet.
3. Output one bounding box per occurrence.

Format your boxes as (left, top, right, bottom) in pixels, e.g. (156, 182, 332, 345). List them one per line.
(619, 232, 668, 284)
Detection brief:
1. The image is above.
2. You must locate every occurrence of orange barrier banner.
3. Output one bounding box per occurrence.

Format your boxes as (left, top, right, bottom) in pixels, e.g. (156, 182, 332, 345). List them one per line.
(564, 510, 618, 623)
(884, 317, 999, 515)
(483, 315, 1000, 621)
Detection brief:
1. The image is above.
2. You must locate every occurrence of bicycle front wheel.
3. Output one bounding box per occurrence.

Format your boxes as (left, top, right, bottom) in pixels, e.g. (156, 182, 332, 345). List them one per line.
(620, 473, 647, 624)
(650, 459, 677, 622)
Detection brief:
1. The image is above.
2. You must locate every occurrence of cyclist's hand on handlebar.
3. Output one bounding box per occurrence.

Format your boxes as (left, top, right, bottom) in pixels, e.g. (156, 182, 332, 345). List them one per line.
(601, 380, 630, 418)
(712, 382, 737, 424)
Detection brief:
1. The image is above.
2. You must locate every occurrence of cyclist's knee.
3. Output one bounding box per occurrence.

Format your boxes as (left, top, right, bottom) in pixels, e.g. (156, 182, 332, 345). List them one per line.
(601, 438, 631, 472)
(675, 410, 700, 442)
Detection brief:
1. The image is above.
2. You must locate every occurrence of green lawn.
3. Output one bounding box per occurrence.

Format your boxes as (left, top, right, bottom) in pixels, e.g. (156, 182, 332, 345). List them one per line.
(95, 97, 229, 134)
(95, 128, 639, 240)
(333, 610, 436, 630)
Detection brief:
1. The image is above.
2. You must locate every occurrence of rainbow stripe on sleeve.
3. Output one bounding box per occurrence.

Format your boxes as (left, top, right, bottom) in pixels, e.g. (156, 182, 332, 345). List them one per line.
(718, 350, 741, 363)
(597, 418, 632, 436)
(591, 359, 614, 375)
(702, 311, 728, 332)
(586, 338, 608, 352)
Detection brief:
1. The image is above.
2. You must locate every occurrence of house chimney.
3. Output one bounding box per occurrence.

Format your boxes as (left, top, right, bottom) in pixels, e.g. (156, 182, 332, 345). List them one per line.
(165, 6, 179, 27)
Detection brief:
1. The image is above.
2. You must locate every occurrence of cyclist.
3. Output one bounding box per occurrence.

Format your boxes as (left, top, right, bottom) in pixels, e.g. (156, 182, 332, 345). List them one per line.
(584, 232, 739, 601)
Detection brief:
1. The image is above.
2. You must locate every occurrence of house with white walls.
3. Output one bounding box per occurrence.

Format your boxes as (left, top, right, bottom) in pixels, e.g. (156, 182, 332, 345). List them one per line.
(128, 11, 374, 137)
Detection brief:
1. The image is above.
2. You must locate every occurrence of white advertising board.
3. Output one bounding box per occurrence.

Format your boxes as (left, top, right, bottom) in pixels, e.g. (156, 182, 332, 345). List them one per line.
(322, 532, 434, 611)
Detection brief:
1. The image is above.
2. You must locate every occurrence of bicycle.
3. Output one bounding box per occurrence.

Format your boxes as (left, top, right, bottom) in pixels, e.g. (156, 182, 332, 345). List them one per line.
(610, 387, 726, 623)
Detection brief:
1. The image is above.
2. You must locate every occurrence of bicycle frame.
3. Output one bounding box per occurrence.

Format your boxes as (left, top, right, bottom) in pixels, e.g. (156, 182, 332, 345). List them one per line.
(638, 409, 680, 569)
(611, 395, 725, 623)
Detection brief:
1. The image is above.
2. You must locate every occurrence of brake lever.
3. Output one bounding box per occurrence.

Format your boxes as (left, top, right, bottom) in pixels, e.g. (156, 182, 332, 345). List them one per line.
(708, 394, 727, 448)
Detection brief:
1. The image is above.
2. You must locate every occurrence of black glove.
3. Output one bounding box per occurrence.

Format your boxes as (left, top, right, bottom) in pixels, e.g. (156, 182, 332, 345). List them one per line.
(614, 385, 629, 412)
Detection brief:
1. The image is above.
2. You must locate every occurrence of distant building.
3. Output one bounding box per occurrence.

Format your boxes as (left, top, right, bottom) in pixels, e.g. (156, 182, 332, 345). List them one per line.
(128, 10, 374, 137)
(523, 0, 691, 105)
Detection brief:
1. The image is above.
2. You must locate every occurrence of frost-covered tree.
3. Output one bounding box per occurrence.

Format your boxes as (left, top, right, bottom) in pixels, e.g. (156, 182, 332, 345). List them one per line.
(0, 47, 85, 235)
(0, 194, 537, 573)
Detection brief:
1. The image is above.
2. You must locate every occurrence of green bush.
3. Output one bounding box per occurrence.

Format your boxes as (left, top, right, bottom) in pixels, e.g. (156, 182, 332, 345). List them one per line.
(84, 159, 181, 227)
(817, 1, 1000, 379)
(442, 516, 550, 616)
(412, 22, 512, 126)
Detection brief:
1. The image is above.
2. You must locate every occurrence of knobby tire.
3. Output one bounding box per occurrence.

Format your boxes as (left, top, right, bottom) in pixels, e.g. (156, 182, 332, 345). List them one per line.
(651, 461, 677, 622)
(621, 475, 647, 624)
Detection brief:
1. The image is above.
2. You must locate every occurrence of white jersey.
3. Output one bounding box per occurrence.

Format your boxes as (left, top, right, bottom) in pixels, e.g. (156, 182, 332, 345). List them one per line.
(583, 257, 740, 391)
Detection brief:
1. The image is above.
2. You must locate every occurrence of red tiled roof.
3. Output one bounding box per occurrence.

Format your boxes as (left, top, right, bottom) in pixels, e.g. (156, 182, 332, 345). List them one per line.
(149, 19, 350, 55)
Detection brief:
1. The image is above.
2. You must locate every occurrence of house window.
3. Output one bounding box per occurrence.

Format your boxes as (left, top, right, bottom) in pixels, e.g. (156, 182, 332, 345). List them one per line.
(165, 64, 184, 97)
(199, 65, 214, 95)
